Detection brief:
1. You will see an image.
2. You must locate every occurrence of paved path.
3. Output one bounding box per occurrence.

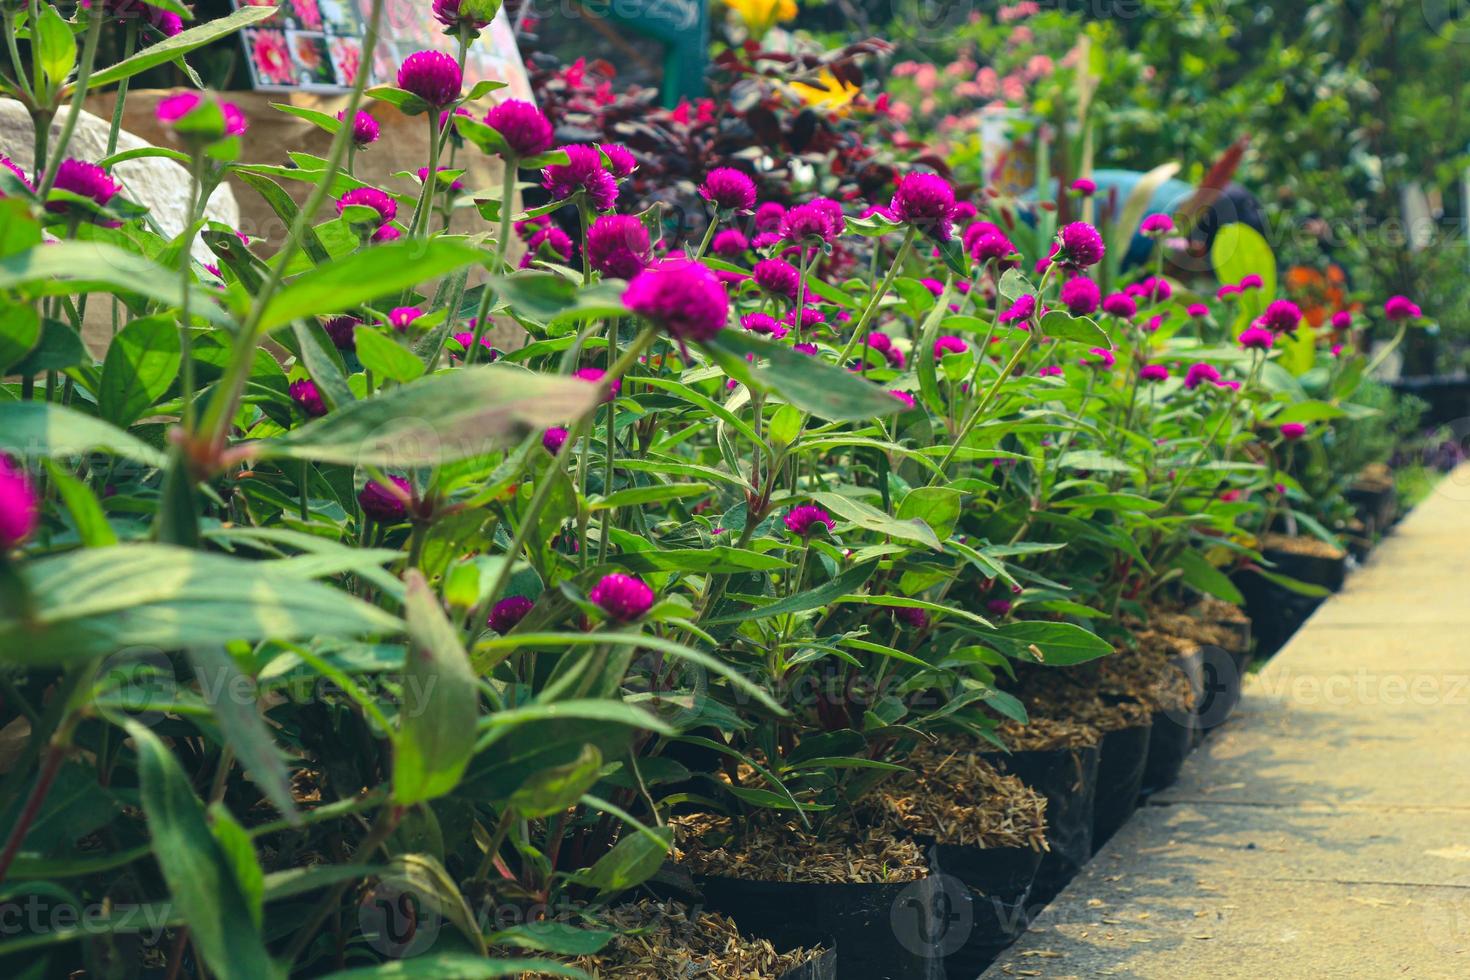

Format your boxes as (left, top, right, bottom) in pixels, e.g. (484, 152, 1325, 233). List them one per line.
(985, 466, 1470, 979)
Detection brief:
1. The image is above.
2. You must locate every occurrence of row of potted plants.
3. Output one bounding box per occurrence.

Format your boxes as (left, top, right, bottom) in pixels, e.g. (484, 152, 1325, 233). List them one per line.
(0, 3, 1420, 978)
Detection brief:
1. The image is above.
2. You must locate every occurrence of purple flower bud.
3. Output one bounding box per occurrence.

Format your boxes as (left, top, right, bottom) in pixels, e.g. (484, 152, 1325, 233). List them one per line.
(589, 573, 655, 622)
(1060, 276, 1100, 316)
(890, 172, 958, 241)
(586, 214, 652, 280)
(542, 426, 569, 454)
(0, 456, 39, 550)
(1383, 295, 1421, 321)
(542, 144, 618, 211)
(1260, 299, 1302, 334)
(339, 110, 380, 147)
(784, 505, 835, 537)
(484, 99, 554, 158)
(358, 475, 412, 523)
(699, 167, 757, 212)
(1139, 363, 1169, 382)
(397, 50, 462, 107)
(1239, 325, 1275, 350)
(489, 595, 535, 634)
(1184, 362, 1221, 390)
(289, 379, 327, 417)
(623, 259, 730, 344)
(1140, 213, 1174, 236)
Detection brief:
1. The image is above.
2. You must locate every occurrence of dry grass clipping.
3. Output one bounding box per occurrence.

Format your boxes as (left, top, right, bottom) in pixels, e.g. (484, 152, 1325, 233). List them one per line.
(865, 742, 1047, 851)
(672, 812, 928, 884)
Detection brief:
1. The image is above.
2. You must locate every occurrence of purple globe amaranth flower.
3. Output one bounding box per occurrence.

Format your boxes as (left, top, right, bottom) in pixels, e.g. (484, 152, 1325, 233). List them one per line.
(372, 224, 401, 243)
(1384, 295, 1422, 320)
(999, 294, 1036, 324)
(1080, 346, 1116, 369)
(433, 0, 489, 31)
(323, 315, 359, 351)
(890, 172, 958, 241)
(0, 456, 39, 550)
(968, 230, 1017, 266)
(1056, 221, 1105, 268)
(47, 159, 120, 214)
(985, 598, 1013, 616)
(784, 306, 825, 332)
(1216, 283, 1240, 301)
(1139, 363, 1170, 382)
(1187, 303, 1210, 319)
(1071, 178, 1096, 197)
(893, 606, 930, 630)
(1138, 276, 1171, 302)
(1140, 213, 1175, 236)
(1101, 292, 1137, 319)
(699, 167, 757, 212)
(890, 389, 916, 408)
(753, 201, 786, 232)
(752, 258, 800, 300)
(1280, 422, 1307, 441)
(574, 366, 621, 403)
(449, 329, 494, 360)
(389, 306, 422, 331)
(397, 50, 462, 107)
(156, 91, 247, 137)
(933, 335, 969, 360)
(418, 166, 465, 194)
(0, 154, 33, 194)
(1260, 299, 1302, 334)
(1144, 315, 1166, 333)
(1060, 276, 1101, 316)
(1037, 365, 1063, 378)
(1215, 379, 1242, 391)
(1184, 362, 1221, 390)
(542, 426, 569, 454)
(741, 312, 787, 339)
(339, 109, 380, 147)
(104, 0, 181, 35)
(589, 573, 656, 622)
(586, 214, 651, 280)
(1330, 310, 1353, 330)
(793, 342, 818, 356)
(623, 259, 729, 345)
(489, 595, 535, 634)
(336, 186, 397, 226)
(600, 143, 637, 179)
(289, 379, 327, 417)
(780, 201, 840, 245)
(483, 99, 554, 158)
(542, 144, 618, 211)
(1239, 273, 1264, 290)
(711, 228, 749, 258)
(521, 226, 574, 268)
(784, 505, 835, 537)
(953, 201, 978, 222)
(358, 475, 412, 523)
(1239, 325, 1276, 350)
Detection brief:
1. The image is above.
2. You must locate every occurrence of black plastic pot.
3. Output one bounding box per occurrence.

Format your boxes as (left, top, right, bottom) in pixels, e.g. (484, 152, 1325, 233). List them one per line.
(780, 946, 839, 980)
(980, 745, 1099, 906)
(1140, 650, 1203, 791)
(914, 842, 1042, 978)
(1091, 724, 1151, 851)
(695, 874, 946, 980)
(1233, 545, 1347, 659)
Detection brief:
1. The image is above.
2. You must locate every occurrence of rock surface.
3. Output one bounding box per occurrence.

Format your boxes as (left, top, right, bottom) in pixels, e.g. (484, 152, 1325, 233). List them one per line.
(0, 98, 239, 265)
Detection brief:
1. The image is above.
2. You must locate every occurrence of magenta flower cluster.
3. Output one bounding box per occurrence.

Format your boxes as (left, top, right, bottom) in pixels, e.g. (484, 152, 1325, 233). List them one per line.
(589, 573, 656, 622)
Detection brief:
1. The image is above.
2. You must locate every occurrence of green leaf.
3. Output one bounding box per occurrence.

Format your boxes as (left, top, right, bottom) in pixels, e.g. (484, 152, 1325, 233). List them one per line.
(1039, 310, 1109, 347)
(126, 722, 278, 980)
(35, 4, 76, 88)
(1175, 549, 1245, 605)
(319, 955, 590, 979)
(0, 545, 401, 666)
(1273, 401, 1345, 426)
(705, 560, 878, 625)
(269, 101, 343, 135)
(0, 242, 228, 323)
(258, 240, 486, 333)
(711, 331, 903, 421)
(0, 300, 40, 372)
(188, 647, 300, 824)
(0, 401, 165, 467)
(83, 6, 281, 90)
(612, 547, 792, 574)
(985, 621, 1113, 666)
(208, 804, 264, 929)
(477, 699, 674, 737)
(487, 922, 614, 956)
(487, 273, 629, 326)
(508, 744, 603, 818)
(355, 327, 425, 384)
(366, 85, 432, 116)
(1211, 223, 1276, 304)
(574, 826, 673, 895)
(896, 486, 962, 540)
(1252, 567, 1330, 598)
(256, 366, 599, 467)
(394, 572, 480, 806)
(936, 236, 969, 277)
(9, 318, 86, 375)
(42, 460, 116, 547)
(98, 314, 181, 427)
(809, 490, 942, 549)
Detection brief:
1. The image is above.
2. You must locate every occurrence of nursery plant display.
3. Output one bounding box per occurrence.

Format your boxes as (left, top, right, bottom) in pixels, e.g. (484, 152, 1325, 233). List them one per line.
(0, 2, 1435, 978)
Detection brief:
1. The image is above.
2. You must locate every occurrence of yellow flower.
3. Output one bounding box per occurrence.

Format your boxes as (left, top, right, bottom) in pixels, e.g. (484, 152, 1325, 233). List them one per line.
(723, 0, 798, 41)
(790, 69, 861, 114)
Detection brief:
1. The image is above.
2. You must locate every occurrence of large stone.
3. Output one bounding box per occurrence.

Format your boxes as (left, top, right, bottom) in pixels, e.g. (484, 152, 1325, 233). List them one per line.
(0, 97, 239, 265)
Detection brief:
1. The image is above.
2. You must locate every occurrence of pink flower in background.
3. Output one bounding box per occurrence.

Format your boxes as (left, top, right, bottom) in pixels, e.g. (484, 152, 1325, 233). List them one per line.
(251, 30, 293, 85)
(329, 37, 360, 86)
(1384, 295, 1422, 320)
(358, 475, 412, 523)
(542, 427, 568, 454)
(1009, 26, 1034, 46)
(914, 64, 939, 94)
(975, 67, 1000, 98)
(1001, 74, 1026, 101)
(1024, 55, 1054, 81)
(291, 0, 322, 30)
(1139, 364, 1170, 382)
(892, 61, 921, 77)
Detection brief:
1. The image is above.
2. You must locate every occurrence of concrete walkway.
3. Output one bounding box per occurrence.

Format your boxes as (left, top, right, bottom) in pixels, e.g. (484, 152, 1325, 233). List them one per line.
(986, 466, 1470, 979)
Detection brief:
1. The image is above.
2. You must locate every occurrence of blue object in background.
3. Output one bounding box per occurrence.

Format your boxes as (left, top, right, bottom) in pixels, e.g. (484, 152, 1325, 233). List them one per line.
(594, 0, 710, 108)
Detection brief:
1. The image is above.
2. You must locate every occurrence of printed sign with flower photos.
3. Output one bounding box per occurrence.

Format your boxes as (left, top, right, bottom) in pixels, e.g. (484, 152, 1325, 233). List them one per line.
(235, 1, 532, 99)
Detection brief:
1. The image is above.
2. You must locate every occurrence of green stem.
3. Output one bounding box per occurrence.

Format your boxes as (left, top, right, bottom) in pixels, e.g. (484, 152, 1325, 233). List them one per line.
(466, 160, 519, 364)
(836, 227, 917, 367)
(36, 10, 104, 199)
(105, 23, 139, 157)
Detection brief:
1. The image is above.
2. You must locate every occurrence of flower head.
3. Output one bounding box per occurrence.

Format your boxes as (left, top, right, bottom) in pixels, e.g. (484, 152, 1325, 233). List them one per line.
(752, 258, 801, 300)
(969, 230, 1017, 266)
(0, 155, 33, 194)
(1216, 284, 1240, 301)
(1184, 362, 1221, 390)
(397, 50, 463, 107)
(1239, 325, 1275, 350)
(585, 214, 651, 280)
(754, 201, 787, 233)
(1056, 221, 1105, 268)
(623, 260, 729, 345)
(417, 166, 464, 193)
(488, 595, 535, 634)
(1330, 310, 1353, 331)
(1187, 303, 1210, 319)
(542, 144, 618, 211)
(451, 330, 498, 360)
(1384, 295, 1422, 321)
(711, 228, 749, 258)
(323, 315, 359, 351)
(336, 186, 397, 226)
(48, 159, 120, 214)
(600, 143, 637, 179)
(894, 606, 930, 630)
(574, 366, 621, 403)
(542, 426, 569, 454)
(339, 109, 380, 147)
(784, 505, 835, 537)
(890, 172, 958, 241)
(780, 201, 841, 245)
(389, 306, 422, 331)
(521, 226, 574, 267)
(1260, 299, 1302, 334)
(589, 573, 656, 622)
(0, 457, 39, 550)
(934, 335, 970, 360)
(1140, 213, 1174, 236)
(700, 167, 757, 212)
(1139, 363, 1170, 382)
(358, 475, 412, 523)
(1080, 346, 1115, 369)
(890, 389, 916, 409)
(999, 294, 1036, 324)
(1060, 276, 1101, 316)
(484, 99, 554, 158)
(433, 0, 490, 31)
(1101, 292, 1136, 319)
(289, 379, 327, 417)
(1239, 273, 1264, 290)
(741, 312, 787, 339)
(1280, 422, 1307, 441)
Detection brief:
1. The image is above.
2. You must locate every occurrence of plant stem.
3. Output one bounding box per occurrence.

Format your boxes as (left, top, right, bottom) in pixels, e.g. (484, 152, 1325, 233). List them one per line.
(36, 10, 104, 199)
(282, 805, 402, 966)
(105, 22, 139, 157)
